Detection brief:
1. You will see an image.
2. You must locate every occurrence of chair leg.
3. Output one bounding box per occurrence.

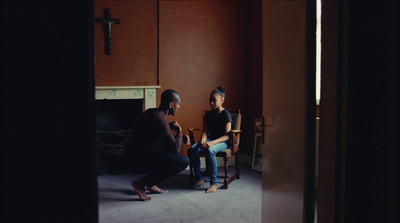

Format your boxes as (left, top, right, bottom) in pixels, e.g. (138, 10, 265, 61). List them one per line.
(235, 152, 240, 179)
(224, 156, 229, 189)
(189, 162, 194, 184)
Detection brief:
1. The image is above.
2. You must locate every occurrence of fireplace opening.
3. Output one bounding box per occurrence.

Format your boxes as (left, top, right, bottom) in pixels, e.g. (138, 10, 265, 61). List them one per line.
(95, 99, 143, 175)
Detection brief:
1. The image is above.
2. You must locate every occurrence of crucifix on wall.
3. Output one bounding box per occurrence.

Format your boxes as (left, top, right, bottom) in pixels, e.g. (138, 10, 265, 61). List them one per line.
(96, 9, 120, 55)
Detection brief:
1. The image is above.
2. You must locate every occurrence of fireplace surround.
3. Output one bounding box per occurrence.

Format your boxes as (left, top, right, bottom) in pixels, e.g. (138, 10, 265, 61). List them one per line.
(95, 86, 160, 110)
(95, 86, 160, 174)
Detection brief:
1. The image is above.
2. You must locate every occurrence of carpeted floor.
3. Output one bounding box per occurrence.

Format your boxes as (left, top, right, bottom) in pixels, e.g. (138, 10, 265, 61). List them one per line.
(98, 165, 262, 223)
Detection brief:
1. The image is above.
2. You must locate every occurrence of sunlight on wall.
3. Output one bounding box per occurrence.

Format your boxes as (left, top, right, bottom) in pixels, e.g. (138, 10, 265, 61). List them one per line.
(316, 0, 321, 105)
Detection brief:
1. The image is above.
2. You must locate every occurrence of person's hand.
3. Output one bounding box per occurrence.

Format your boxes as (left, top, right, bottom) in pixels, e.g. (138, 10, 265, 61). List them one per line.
(183, 135, 191, 145)
(169, 121, 182, 132)
(200, 140, 209, 148)
(205, 141, 215, 148)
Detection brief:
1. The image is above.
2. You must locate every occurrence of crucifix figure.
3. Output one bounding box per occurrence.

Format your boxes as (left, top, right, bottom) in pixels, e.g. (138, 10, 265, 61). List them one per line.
(95, 9, 120, 55)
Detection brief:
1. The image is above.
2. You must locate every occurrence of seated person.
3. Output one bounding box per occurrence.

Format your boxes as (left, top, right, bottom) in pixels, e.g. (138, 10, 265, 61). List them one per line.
(187, 86, 232, 193)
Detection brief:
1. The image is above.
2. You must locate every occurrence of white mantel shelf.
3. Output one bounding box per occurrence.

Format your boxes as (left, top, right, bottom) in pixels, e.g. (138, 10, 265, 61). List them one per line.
(95, 86, 161, 111)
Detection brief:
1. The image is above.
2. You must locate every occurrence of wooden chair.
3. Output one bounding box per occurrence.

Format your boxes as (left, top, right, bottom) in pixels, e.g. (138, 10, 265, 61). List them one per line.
(187, 110, 242, 189)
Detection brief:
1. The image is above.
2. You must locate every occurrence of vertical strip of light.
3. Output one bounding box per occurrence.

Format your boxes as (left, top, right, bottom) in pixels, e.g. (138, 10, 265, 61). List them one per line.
(316, 0, 322, 105)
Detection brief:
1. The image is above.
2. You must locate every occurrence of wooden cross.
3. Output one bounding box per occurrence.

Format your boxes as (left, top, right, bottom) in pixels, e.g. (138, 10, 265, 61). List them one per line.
(95, 9, 120, 55)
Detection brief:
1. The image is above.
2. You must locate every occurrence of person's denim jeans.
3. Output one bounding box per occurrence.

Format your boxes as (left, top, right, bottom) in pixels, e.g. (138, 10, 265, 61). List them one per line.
(187, 139, 228, 185)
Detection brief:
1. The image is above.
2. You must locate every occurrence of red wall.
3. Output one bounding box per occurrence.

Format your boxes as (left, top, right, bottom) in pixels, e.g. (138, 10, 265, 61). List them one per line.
(94, 1, 158, 86)
(95, 1, 262, 157)
(159, 1, 247, 156)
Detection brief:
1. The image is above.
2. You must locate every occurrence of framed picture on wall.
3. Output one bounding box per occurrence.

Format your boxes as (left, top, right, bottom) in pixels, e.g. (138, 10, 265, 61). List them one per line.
(251, 131, 263, 173)
(254, 117, 265, 143)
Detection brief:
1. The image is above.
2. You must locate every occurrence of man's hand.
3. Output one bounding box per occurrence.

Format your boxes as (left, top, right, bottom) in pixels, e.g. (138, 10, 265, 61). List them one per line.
(182, 135, 191, 145)
(169, 121, 182, 132)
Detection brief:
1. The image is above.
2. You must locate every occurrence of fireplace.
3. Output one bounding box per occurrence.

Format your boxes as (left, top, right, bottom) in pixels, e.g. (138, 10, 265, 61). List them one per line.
(95, 86, 160, 174)
(95, 86, 160, 111)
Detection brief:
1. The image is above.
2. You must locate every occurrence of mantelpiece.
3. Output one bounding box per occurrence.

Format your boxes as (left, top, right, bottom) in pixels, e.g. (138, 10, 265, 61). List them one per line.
(95, 86, 161, 111)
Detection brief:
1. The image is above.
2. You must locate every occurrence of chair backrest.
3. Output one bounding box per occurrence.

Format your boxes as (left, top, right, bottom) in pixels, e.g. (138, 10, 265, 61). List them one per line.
(229, 110, 241, 153)
(203, 109, 241, 152)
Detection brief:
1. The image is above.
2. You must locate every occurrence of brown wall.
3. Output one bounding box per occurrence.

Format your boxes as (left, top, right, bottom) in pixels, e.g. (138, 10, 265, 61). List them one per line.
(262, 0, 306, 190)
(262, 1, 306, 222)
(95, 1, 262, 157)
(243, 1, 263, 158)
(95, 1, 158, 86)
(159, 1, 258, 156)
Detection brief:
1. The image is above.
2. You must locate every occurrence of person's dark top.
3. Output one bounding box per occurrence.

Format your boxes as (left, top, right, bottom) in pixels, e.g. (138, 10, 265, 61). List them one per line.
(129, 108, 182, 155)
(204, 109, 233, 141)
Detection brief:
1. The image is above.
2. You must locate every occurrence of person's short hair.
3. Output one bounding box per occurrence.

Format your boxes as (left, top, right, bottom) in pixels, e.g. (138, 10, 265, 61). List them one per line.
(211, 86, 225, 98)
(160, 89, 180, 106)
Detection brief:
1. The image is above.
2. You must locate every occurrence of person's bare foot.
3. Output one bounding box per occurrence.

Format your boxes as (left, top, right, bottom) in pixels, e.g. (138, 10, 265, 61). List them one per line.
(206, 184, 218, 193)
(145, 185, 168, 194)
(131, 180, 153, 202)
(190, 179, 204, 189)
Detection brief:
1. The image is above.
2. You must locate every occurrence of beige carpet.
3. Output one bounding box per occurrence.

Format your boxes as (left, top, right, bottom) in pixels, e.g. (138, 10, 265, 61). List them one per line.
(98, 165, 262, 223)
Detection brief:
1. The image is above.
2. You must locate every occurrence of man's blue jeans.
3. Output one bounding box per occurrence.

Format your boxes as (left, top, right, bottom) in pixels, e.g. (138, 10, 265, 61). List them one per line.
(187, 139, 228, 185)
